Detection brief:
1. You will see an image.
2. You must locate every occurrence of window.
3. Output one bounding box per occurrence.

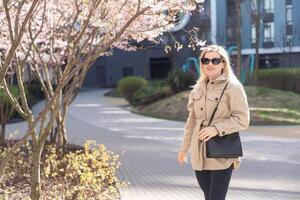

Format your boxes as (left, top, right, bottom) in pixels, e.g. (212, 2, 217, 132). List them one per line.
(286, 4, 293, 25)
(251, 24, 256, 43)
(251, 0, 257, 11)
(286, 25, 293, 35)
(260, 54, 279, 69)
(227, 0, 236, 14)
(227, 0, 236, 44)
(227, 27, 235, 46)
(161, 35, 169, 44)
(123, 67, 133, 77)
(264, 0, 274, 13)
(199, 0, 210, 19)
(286, 0, 292, 5)
(227, 27, 233, 39)
(150, 57, 172, 79)
(264, 22, 274, 42)
(286, 34, 293, 46)
(200, 30, 210, 42)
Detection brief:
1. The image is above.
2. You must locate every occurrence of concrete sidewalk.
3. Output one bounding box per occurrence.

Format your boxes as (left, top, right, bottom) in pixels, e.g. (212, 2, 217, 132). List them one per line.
(107, 91, 300, 140)
(247, 125, 300, 139)
(6, 89, 300, 200)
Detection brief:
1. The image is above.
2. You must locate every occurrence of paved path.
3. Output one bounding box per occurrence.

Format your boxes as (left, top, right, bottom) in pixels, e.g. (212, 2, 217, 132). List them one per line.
(7, 89, 300, 200)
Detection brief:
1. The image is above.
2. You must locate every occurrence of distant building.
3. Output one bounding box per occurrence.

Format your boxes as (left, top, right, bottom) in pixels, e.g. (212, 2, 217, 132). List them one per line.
(84, 0, 300, 87)
(225, 0, 300, 69)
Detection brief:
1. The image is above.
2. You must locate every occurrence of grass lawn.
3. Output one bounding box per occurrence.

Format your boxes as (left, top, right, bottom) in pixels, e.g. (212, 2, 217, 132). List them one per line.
(130, 86, 300, 125)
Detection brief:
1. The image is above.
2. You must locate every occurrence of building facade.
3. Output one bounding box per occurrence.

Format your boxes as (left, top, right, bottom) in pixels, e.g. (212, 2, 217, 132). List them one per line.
(223, 0, 300, 68)
(84, 0, 300, 87)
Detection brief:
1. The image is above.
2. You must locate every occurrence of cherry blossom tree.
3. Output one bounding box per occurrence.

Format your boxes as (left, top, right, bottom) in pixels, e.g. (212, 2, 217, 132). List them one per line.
(0, 0, 205, 199)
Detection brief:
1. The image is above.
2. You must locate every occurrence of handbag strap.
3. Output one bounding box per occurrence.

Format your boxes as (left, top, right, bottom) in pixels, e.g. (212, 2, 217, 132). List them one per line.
(207, 81, 230, 126)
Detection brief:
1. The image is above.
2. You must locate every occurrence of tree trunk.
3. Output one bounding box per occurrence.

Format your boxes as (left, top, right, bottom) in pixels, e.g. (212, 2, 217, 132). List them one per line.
(254, 0, 261, 85)
(49, 126, 57, 144)
(0, 104, 5, 144)
(56, 114, 67, 151)
(30, 144, 42, 200)
(54, 90, 67, 152)
(236, 0, 242, 80)
(0, 123, 5, 144)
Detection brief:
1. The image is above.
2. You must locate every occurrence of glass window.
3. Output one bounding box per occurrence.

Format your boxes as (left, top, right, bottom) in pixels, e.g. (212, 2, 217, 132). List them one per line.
(123, 67, 133, 77)
(264, 22, 274, 42)
(200, 30, 210, 42)
(251, 0, 257, 11)
(286, 34, 293, 46)
(227, 27, 233, 38)
(286, 5, 293, 25)
(286, 0, 292, 5)
(251, 24, 256, 43)
(161, 35, 169, 44)
(264, 0, 274, 13)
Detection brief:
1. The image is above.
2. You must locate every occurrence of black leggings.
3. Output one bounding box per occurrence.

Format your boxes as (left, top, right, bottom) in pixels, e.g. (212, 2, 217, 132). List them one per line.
(195, 165, 233, 200)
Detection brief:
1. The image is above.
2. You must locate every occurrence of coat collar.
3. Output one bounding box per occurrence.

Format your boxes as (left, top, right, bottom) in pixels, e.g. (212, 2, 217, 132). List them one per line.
(198, 73, 228, 86)
(191, 74, 228, 97)
(206, 73, 228, 83)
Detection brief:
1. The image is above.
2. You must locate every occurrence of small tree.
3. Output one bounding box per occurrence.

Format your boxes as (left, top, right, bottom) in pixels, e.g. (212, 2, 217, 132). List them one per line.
(246, 0, 264, 85)
(0, 1, 205, 199)
(236, 0, 242, 80)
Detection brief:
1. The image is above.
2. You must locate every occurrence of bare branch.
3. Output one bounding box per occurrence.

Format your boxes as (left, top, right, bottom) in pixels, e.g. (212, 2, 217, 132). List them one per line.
(15, 58, 32, 117)
(0, 0, 40, 80)
(3, 0, 15, 42)
(120, 0, 129, 12)
(14, 0, 27, 37)
(1, 79, 27, 118)
(137, 0, 141, 13)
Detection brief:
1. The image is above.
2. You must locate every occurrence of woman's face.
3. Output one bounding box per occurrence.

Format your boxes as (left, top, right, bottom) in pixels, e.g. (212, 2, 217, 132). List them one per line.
(201, 51, 225, 80)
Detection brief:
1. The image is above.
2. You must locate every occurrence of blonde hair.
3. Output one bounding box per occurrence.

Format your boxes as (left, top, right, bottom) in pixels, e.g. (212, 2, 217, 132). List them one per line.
(197, 45, 238, 83)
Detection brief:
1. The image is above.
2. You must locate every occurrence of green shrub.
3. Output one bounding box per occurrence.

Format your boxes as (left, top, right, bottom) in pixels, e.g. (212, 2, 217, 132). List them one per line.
(0, 85, 21, 99)
(148, 80, 167, 87)
(257, 68, 300, 93)
(132, 84, 173, 106)
(117, 76, 148, 104)
(166, 69, 196, 93)
(0, 85, 29, 120)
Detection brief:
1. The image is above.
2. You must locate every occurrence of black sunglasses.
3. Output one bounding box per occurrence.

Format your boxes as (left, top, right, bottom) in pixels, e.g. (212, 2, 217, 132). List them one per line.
(201, 57, 223, 65)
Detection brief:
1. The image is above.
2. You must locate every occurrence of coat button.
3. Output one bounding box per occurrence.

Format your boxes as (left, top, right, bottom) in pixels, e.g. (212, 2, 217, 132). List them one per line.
(215, 97, 218, 101)
(200, 108, 203, 111)
(211, 82, 214, 84)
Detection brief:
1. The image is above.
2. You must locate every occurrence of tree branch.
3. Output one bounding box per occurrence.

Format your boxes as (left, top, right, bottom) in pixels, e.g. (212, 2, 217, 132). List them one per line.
(0, 0, 40, 80)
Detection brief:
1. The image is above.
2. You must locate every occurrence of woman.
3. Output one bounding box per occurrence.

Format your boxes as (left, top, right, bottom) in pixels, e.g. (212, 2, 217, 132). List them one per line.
(177, 45, 250, 200)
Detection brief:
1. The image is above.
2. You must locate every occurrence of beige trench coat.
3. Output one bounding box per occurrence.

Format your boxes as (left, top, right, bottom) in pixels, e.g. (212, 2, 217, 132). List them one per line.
(179, 74, 250, 171)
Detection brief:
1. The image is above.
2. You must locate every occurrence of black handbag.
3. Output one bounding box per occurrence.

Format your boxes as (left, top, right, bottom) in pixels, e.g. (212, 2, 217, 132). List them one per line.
(205, 82, 243, 158)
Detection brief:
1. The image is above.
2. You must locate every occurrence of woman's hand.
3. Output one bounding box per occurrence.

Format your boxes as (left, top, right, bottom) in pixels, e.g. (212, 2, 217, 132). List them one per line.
(198, 126, 219, 142)
(177, 151, 187, 166)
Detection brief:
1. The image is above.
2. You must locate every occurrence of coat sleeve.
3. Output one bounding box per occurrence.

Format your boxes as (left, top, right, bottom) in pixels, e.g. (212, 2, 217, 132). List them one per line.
(179, 92, 196, 154)
(213, 82, 250, 136)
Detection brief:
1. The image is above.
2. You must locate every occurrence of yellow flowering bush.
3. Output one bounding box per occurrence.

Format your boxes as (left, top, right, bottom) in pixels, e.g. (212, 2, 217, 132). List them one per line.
(0, 140, 126, 199)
